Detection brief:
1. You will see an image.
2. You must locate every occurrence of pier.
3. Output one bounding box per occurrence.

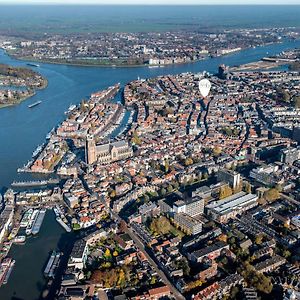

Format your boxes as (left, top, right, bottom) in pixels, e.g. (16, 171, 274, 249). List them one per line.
(11, 179, 60, 187)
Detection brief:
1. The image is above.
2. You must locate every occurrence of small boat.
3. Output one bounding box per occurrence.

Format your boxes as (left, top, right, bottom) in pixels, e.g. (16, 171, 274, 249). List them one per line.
(28, 101, 42, 108)
(13, 236, 26, 244)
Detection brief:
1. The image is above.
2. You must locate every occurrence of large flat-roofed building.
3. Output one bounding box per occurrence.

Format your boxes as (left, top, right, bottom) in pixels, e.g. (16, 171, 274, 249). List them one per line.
(86, 136, 133, 165)
(280, 147, 300, 165)
(174, 213, 203, 235)
(68, 239, 89, 270)
(206, 192, 258, 223)
(173, 196, 204, 217)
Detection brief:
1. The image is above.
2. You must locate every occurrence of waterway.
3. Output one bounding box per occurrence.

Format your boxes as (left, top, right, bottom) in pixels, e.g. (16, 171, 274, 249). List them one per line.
(0, 39, 300, 299)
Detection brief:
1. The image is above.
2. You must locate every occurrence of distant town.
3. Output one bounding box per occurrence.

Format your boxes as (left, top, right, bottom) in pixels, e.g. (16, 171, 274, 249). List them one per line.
(0, 26, 298, 67)
(0, 51, 300, 300)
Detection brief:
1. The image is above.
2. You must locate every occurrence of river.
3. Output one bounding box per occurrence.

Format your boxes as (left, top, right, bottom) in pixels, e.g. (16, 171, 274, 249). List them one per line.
(0, 39, 300, 300)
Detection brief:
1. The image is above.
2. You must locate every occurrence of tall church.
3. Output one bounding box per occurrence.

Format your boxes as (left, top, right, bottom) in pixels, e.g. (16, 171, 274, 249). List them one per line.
(86, 135, 133, 165)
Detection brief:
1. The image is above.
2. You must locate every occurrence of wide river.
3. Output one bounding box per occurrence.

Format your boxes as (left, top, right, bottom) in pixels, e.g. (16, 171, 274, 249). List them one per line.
(0, 39, 300, 300)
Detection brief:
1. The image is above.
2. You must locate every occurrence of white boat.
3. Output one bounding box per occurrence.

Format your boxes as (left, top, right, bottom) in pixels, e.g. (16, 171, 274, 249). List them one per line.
(56, 217, 71, 232)
(13, 236, 26, 244)
(26, 209, 39, 235)
(53, 207, 60, 217)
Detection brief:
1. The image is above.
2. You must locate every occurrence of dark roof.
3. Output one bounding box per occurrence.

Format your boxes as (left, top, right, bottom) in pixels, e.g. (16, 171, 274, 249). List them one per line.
(71, 239, 87, 259)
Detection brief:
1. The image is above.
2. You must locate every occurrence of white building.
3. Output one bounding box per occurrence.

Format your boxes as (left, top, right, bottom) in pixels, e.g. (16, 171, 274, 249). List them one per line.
(206, 192, 258, 223)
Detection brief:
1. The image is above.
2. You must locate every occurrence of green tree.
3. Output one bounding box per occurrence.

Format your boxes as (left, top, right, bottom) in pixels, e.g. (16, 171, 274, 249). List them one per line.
(244, 181, 252, 193)
(264, 188, 280, 202)
(219, 185, 233, 199)
(294, 96, 300, 108)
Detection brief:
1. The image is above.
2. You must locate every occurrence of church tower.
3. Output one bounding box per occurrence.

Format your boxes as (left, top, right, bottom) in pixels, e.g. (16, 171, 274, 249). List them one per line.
(86, 135, 97, 164)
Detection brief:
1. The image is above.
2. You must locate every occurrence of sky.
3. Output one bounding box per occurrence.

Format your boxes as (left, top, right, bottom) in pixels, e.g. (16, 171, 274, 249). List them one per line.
(0, 0, 299, 4)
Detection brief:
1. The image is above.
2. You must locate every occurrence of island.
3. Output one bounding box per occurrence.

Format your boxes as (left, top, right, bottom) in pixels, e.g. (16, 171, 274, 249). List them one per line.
(0, 63, 47, 108)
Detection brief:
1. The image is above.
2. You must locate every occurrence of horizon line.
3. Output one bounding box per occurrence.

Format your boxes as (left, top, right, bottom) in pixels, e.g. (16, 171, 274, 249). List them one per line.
(0, 2, 300, 5)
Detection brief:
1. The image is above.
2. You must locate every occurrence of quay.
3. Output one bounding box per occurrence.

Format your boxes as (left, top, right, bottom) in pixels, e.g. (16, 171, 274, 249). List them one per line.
(11, 179, 59, 187)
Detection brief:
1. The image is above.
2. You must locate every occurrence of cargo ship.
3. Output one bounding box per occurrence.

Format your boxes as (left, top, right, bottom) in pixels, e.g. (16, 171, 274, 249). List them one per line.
(28, 101, 42, 108)
(26, 209, 39, 235)
(0, 258, 15, 286)
(20, 208, 34, 227)
(31, 209, 46, 235)
(44, 250, 61, 278)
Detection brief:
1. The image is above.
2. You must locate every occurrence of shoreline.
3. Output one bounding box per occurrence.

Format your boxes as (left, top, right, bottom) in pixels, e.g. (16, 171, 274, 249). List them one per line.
(4, 40, 287, 69)
(8, 53, 207, 69)
(0, 90, 36, 109)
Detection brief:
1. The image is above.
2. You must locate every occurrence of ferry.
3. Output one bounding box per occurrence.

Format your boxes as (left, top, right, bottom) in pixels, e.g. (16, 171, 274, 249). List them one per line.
(28, 101, 42, 108)
(31, 209, 46, 235)
(13, 235, 26, 244)
(56, 217, 71, 232)
(0, 258, 15, 286)
(26, 209, 39, 235)
(44, 251, 61, 278)
(20, 208, 34, 227)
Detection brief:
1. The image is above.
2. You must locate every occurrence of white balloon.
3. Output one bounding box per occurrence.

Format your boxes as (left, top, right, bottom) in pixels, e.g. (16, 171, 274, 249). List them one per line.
(199, 79, 211, 98)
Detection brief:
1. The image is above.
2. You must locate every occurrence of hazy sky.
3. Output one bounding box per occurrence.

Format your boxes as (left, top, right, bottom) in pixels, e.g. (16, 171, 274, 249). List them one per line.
(0, 0, 299, 4)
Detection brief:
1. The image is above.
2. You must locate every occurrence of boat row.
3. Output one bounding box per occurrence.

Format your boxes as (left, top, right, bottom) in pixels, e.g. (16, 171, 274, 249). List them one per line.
(44, 250, 61, 278)
(20, 208, 34, 227)
(0, 258, 15, 286)
(25, 209, 46, 235)
(32, 144, 44, 158)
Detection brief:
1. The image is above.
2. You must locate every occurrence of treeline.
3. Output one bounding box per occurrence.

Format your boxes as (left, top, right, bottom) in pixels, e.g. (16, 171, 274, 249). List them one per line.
(273, 86, 300, 109)
(0, 64, 40, 80)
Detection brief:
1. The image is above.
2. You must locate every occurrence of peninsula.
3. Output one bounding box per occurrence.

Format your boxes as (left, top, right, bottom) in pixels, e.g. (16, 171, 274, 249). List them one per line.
(0, 63, 47, 108)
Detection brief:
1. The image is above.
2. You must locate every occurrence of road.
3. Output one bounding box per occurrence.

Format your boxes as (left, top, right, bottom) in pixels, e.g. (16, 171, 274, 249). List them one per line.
(280, 193, 300, 206)
(110, 210, 185, 300)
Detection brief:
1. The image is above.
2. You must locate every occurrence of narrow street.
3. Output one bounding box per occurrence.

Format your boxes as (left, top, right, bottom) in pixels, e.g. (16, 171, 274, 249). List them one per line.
(110, 210, 185, 300)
